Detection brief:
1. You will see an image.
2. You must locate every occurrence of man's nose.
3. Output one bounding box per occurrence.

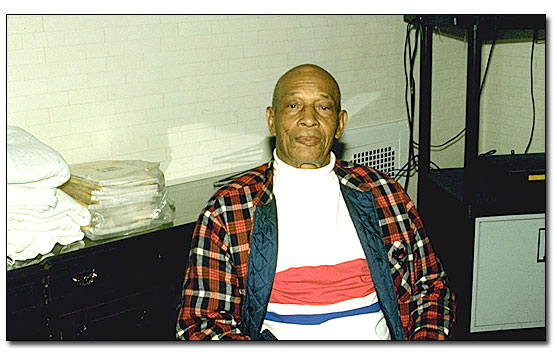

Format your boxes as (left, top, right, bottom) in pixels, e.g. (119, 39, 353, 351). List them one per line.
(299, 107, 318, 127)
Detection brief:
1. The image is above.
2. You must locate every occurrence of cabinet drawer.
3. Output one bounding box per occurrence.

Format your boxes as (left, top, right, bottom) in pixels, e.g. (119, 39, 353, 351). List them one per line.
(471, 213, 545, 332)
(7, 272, 43, 313)
(6, 307, 47, 340)
(6, 266, 48, 340)
(54, 291, 161, 340)
(45, 240, 163, 311)
(6, 223, 194, 340)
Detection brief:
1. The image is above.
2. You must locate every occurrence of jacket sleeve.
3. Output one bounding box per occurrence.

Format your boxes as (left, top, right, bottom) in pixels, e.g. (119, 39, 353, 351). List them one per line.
(402, 191, 456, 340)
(175, 203, 250, 340)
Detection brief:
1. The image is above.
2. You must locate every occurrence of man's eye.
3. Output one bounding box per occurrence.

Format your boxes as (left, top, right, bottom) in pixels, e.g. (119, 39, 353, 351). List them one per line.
(289, 104, 297, 108)
(321, 106, 329, 110)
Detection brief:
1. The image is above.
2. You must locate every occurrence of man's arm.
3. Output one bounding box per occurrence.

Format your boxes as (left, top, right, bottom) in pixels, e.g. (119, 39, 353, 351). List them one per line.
(176, 205, 249, 340)
(404, 196, 456, 340)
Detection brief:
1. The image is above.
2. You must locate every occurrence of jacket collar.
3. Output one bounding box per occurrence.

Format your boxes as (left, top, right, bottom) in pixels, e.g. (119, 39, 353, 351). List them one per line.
(252, 160, 274, 206)
(333, 160, 373, 193)
(253, 158, 371, 206)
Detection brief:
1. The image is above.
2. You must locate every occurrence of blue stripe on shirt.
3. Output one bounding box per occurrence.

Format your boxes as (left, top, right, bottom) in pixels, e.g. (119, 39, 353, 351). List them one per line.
(264, 302, 381, 325)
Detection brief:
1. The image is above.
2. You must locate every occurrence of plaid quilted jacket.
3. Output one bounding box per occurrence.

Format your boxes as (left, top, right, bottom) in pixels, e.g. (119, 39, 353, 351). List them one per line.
(176, 159, 455, 340)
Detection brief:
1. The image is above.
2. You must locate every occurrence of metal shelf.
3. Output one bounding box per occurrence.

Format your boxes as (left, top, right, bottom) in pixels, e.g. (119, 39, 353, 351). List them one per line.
(404, 15, 546, 215)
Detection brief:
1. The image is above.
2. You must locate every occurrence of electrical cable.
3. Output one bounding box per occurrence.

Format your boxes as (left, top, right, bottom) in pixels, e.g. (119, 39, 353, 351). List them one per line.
(425, 30, 497, 150)
(393, 154, 419, 181)
(393, 154, 441, 183)
(402, 21, 420, 191)
(402, 22, 412, 188)
(407, 24, 420, 190)
(524, 29, 537, 154)
(413, 127, 467, 149)
(480, 30, 497, 94)
(400, 21, 497, 188)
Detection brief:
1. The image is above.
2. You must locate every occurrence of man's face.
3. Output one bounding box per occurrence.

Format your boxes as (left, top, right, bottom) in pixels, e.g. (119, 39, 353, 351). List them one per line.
(266, 67, 347, 169)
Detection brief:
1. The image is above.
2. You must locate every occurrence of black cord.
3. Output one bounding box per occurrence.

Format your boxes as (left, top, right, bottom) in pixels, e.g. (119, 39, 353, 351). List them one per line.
(424, 28, 497, 151)
(413, 127, 467, 149)
(403, 23, 412, 132)
(402, 22, 420, 191)
(524, 29, 537, 154)
(394, 154, 419, 181)
(480, 33, 497, 93)
(400, 21, 496, 186)
(406, 24, 420, 190)
(399, 22, 498, 187)
(479, 149, 497, 157)
(393, 154, 441, 183)
(402, 22, 413, 189)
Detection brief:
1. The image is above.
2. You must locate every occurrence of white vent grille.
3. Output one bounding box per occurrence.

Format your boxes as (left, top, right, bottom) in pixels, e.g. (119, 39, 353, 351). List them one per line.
(339, 121, 409, 177)
(350, 144, 397, 174)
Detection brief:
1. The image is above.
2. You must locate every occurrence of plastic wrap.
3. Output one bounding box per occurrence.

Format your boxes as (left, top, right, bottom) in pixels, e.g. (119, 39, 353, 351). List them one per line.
(60, 160, 174, 240)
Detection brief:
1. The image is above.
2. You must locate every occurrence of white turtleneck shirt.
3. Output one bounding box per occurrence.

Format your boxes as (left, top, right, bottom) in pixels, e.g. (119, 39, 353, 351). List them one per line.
(261, 149, 391, 340)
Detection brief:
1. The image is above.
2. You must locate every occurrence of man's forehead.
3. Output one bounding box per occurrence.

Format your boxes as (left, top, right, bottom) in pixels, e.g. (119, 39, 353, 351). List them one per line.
(281, 67, 336, 85)
(283, 90, 335, 100)
(278, 70, 339, 97)
(271, 64, 341, 109)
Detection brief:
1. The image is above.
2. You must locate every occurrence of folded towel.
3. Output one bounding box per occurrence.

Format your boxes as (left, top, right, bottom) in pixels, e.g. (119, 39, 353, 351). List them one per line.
(7, 226, 85, 261)
(8, 215, 81, 232)
(7, 185, 58, 211)
(7, 125, 70, 188)
(7, 230, 38, 253)
(7, 230, 59, 261)
(7, 189, 90, 262)
(7, 189, 91, 225)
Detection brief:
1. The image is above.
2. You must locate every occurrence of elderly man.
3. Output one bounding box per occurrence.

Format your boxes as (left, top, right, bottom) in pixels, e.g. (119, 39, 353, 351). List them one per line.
(176, 64, 455, 340)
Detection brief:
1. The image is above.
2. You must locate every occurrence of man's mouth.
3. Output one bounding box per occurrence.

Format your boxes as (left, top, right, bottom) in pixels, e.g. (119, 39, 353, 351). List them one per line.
(295, 136, 320, 146)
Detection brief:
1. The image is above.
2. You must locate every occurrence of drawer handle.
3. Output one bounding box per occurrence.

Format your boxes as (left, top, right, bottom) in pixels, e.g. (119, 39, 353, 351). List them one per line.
(76, 323, 88, 337)
(72, 269, 98, 286)
(537, 228, 545, 263)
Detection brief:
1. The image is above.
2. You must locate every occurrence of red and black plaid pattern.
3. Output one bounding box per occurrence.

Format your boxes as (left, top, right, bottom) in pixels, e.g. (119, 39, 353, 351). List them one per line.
(176, 160, 455, 340)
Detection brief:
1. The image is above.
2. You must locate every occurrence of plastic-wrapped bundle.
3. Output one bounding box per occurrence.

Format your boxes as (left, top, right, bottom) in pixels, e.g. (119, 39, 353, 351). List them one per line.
(60, 160, 174, 240)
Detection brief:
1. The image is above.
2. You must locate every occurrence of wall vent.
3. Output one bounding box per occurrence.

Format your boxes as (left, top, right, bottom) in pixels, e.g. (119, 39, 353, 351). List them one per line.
(339, 120, 409, 177)
(350, 145, 397, 174)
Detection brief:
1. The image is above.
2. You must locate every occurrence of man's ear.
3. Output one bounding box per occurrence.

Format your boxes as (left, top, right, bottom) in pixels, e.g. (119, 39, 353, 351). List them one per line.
(335, 110, 348, 139)
(266, 106, 277, 136)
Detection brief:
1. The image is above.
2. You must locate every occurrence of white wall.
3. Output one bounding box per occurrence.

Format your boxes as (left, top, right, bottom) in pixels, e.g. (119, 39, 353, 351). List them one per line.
(400, 25, 545, 203)
(480, 38, 546, 155)
(6, 15, 546, 204)
(430, 32, 468, 168)
(7, 15, 409, 186)
(415, 28, 545, 169)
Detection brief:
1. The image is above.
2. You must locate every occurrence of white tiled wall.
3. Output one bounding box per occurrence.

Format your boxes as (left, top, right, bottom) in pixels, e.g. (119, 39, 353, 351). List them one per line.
(479, 38, 546, 155)
(430, 33, 468, 169)
(7, 15, 409, 185)
(6, 15, 546, 202)
(421, 29, 545, 171)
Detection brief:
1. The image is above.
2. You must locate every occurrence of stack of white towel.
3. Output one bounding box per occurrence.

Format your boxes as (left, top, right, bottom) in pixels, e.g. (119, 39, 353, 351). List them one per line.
(7, 125, 91, 262)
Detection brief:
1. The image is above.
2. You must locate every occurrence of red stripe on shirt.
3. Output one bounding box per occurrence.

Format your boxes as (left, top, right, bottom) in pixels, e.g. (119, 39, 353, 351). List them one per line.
(269, 258, 374, 305)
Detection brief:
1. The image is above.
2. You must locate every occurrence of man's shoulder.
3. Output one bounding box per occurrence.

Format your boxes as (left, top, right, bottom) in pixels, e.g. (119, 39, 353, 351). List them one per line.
(336, 159, 416, 229)
(336, 159, 403, 194)
(211, 162, 270, 200)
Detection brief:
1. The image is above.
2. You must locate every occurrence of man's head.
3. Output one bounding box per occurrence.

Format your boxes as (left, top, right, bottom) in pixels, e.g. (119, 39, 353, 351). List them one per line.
(266, 64, 347, 169)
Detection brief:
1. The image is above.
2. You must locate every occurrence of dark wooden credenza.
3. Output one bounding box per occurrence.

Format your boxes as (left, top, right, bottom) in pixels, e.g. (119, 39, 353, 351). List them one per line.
(7, 221, 195, 340)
